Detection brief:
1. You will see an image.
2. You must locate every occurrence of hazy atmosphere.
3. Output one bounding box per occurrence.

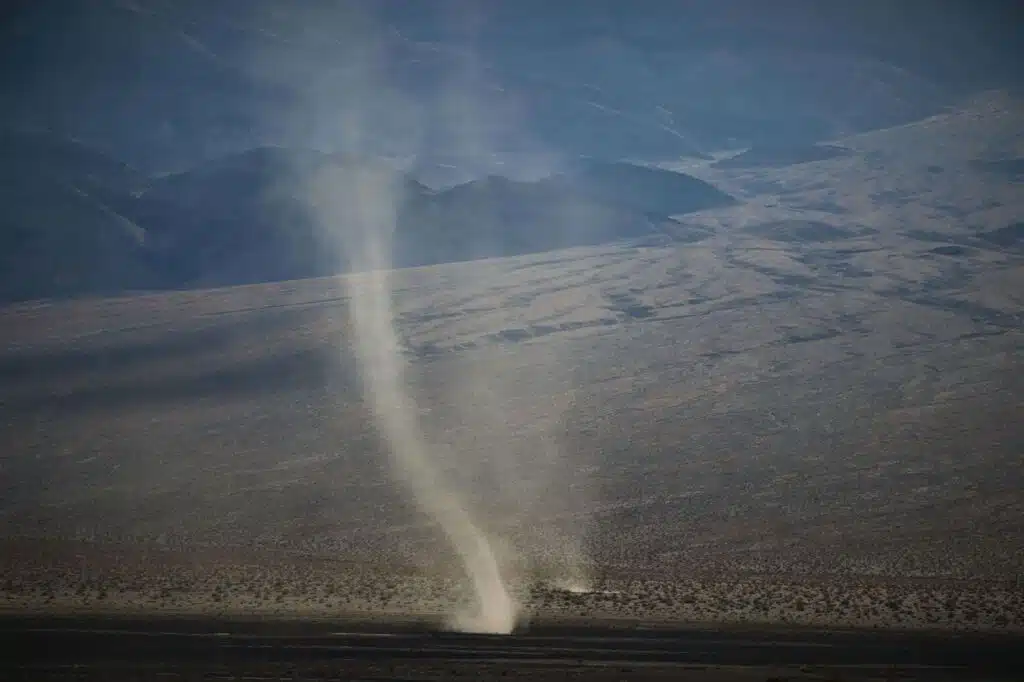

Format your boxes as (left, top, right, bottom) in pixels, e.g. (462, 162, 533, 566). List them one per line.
(1, 1, 1023, 678)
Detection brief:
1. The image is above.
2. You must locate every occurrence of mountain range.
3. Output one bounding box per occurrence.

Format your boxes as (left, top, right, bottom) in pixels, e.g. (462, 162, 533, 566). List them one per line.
(0, 131, 736, 302)
(3, 0, 1019, 173)
(2, 0, 1020, 302)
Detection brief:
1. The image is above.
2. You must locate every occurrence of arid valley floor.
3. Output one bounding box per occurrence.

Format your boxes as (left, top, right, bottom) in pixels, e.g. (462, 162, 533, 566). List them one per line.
(2, 94, 1023, 676)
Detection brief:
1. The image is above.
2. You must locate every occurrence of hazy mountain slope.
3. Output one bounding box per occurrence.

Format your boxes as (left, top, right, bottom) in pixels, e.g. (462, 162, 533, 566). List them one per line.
(0, 172, 154, 302)
(5, 0, 1016, 172)
(0, 130, 146, 194)
(128, 148, 363, 287)
(0, 0, 289, 172)
(564, 160, 738, 216)
(8, 90, 1019, 303)
(396, 175, 648, 267)
(127, 151, 735, 286)
(9, 141, 736, 298)
(0, 131, 156, 302)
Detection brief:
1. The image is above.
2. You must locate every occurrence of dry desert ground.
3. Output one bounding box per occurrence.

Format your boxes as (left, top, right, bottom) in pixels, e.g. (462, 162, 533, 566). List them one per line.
(2, 91, 1023, 633)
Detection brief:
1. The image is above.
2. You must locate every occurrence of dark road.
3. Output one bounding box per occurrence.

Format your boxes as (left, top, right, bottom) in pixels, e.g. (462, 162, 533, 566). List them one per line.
(2, 616, 1021, 680)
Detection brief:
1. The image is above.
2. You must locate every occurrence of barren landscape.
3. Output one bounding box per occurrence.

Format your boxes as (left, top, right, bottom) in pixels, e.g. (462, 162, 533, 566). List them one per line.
(3, 92, 1023, 639)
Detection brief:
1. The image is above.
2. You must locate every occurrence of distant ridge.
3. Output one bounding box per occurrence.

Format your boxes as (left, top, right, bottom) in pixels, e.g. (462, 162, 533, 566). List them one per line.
(0, 142, 736, 301)
(713, 144, 852, 169)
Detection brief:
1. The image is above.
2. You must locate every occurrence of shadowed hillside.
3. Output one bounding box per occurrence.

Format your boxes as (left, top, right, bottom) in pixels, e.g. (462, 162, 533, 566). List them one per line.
(396, 175, 653, 267)
(562, 159, 738, 216)
(0, 131, 157, 301)
(0, 130, 145, 194)
(124, 147, 382, 288)
(6, 0, 1014, 173)
(1, 143, 736, 300)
